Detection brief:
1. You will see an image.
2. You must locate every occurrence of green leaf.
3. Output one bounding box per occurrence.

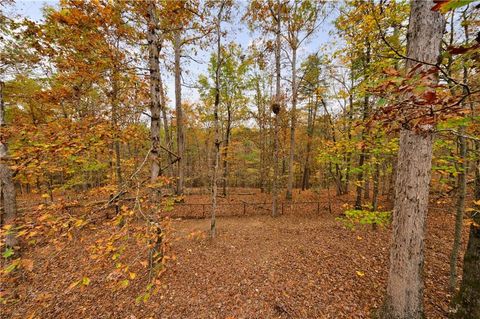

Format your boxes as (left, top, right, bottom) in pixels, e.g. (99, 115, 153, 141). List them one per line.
(2, 248, 14, 258)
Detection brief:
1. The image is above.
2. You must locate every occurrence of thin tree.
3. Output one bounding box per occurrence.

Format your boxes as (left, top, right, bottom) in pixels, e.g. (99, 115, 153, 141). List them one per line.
(211, 0, 226, 238)
(271, 0, 281, 217)
(284, 0, 324, 200)
(174, 30, 185, 196)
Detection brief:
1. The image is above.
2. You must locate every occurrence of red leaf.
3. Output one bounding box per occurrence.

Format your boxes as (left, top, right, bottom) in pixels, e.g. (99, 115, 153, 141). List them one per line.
(384, 67, 399, 76)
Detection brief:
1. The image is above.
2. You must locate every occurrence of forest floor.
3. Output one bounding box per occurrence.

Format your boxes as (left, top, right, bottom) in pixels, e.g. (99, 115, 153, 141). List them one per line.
(2, 189, 467, 319)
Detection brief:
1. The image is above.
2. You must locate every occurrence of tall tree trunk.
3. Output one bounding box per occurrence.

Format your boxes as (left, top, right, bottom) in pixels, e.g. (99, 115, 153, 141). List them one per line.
(354, 150, 366, 209)
(364, 164, 370, 200)
(286, 47, 297, 200)
(174, 31, 184, 196)
(272, 0, 281, 217)
(450, 9, 479, 316)
(354, 40, 371, 209)
(211, 1, 225, 238)
(0, 81, 17, 248)
(147, 1, 162, 187)
(159, 71, 174, 177)
(111, 73, 122, 188)
(344, 63, 355, 194)
(380, 1, 445, 318)
(451, 210, 480, 319)
(449, 14, 470, 292)
(322, 99, 343, 195)
(302, 97, 317, 191)
(449, 133, 467, 292)
(222, 104, 231, 196)
(256, 81, 267, 193)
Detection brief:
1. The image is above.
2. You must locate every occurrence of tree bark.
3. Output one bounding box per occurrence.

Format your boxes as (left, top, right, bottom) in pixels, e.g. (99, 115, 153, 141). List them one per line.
(450, 10, 479, 316)
(147, 1, 162, 187)
(222, 103, 231, 196)
(354, 40, 371, 209)
(449, 133, 467, 292)
(449, 14, 470, 291)
(271, 0, 281, 217)
(286, 46, 297, 200)
(174, 30, 184, 196)
(111, 71, 122, 188)
(0, 81, 17, 248)
(302, 96, 317, 191)
(380, 1, 445, 318)
(158, 71, 174, 177)
(211, 1, 225, 238)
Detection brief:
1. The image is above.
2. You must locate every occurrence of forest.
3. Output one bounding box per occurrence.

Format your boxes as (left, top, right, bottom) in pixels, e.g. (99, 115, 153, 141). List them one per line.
(0, 0, 479, 318)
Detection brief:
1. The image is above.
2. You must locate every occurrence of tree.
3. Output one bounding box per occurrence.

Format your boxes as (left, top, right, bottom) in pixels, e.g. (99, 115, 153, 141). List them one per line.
(210, 0, 229, 238)
(145, 0, 163, 188)
(299, 54, 323, 190)
(283, 0, 325, 200)
(245, 0, 283, 216)
(380, 1, 445, 317)
(0, 80, 17, 248)
(198, 43, 250, 197)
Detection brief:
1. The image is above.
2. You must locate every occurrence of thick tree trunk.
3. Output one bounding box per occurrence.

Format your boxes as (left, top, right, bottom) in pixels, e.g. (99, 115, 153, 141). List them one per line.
(380, 1, 444, 318)
(381, 130, 434, 318)
(0, 81, 17, 248)
(174, 31, 184, 195)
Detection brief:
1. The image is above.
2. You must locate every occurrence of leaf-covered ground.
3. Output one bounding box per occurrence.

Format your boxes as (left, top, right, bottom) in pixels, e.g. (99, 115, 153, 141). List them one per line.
(2, 190, 466, 318)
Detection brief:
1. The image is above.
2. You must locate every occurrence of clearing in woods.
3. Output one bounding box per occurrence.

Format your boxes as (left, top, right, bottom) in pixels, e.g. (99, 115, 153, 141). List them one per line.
(4, 190, 463, 319)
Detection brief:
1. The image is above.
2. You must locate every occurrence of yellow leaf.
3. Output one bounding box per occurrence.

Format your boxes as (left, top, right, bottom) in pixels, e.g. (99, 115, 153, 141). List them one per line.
(82, 277, 90, 286)
(129, 272, 136, 280)
(356, 271, 365, 277)
(119, 279, 129, 288)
